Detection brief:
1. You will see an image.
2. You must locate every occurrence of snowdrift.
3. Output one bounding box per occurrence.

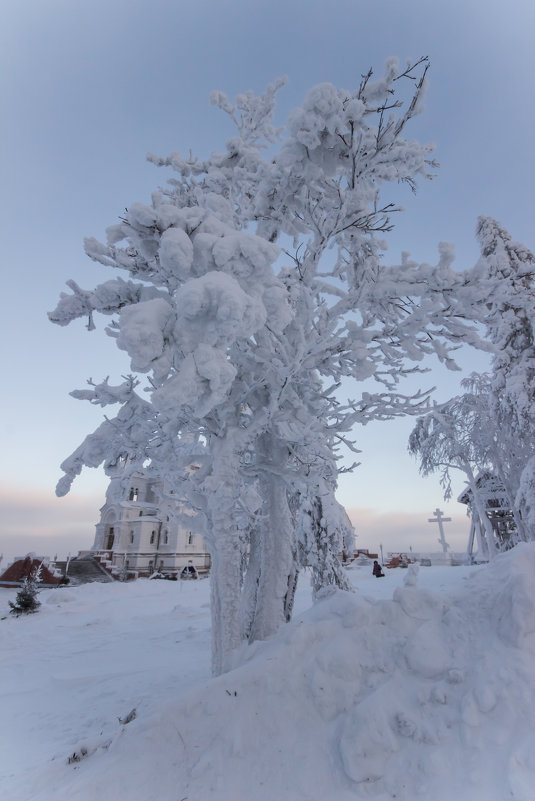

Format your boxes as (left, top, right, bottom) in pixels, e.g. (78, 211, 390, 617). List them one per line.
(1, 545, 534, 801)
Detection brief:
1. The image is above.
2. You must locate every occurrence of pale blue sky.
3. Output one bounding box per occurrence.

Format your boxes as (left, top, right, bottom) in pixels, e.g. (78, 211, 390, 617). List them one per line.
(1, 0, 534, 562)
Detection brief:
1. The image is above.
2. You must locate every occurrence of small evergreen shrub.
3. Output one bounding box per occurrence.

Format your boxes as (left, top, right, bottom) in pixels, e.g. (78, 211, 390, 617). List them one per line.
(9, 576, 41, 616)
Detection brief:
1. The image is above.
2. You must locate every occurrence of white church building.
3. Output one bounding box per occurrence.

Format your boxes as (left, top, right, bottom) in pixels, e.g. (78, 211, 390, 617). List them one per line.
(88, 465, 211, 578)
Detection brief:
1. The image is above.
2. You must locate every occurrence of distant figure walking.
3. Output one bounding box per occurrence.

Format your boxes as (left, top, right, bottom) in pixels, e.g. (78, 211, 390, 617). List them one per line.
(372, 560, 385, 578)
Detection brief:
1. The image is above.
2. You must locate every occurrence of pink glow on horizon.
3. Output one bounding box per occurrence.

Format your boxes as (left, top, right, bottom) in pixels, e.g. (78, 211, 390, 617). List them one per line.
(0, 483, 470, 569)
(346, 506, 469, 556)
(0, 485, 101, 565)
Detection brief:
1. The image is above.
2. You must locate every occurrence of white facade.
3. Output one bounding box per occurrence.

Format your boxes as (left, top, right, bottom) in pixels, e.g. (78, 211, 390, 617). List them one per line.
(91, 466, 210, 578)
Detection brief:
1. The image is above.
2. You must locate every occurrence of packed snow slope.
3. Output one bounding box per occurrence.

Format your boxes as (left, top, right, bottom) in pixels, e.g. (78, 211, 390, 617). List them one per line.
(1, 545, 534, 801)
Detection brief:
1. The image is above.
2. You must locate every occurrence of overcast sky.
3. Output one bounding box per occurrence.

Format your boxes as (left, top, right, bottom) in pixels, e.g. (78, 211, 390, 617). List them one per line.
(1, 0, 534, 563)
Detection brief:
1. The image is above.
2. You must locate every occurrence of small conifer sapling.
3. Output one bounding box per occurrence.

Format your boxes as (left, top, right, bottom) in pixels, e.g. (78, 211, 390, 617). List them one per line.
(9, 573, 41, 616)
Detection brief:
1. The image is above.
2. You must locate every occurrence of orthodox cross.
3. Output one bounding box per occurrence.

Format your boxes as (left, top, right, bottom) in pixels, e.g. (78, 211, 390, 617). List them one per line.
(428, 508, 451, 553)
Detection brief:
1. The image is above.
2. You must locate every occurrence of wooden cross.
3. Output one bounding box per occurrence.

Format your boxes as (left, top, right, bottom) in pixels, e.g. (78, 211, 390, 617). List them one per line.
(428, 508, 452, 553)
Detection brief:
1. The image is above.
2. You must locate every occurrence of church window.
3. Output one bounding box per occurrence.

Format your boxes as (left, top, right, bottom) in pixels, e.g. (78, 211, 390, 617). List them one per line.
(150, 530, 155, 544)
(188, 532, 193, 545)
(130, 531, 134, 544)
(106, 527, 114, 551)
(164, 531, 168, 544)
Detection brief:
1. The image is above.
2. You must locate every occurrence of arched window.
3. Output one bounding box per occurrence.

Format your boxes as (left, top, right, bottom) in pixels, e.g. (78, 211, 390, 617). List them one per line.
(164, 531, 168, 545)
(150, 530, 155, 544)
(130, 531, 134, 544)
(188, 532, 193, 545)
(106, 527, 115, 551)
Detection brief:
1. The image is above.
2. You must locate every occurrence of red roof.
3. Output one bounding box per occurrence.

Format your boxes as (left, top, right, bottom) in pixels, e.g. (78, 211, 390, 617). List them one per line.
(0, 556, 62, 587)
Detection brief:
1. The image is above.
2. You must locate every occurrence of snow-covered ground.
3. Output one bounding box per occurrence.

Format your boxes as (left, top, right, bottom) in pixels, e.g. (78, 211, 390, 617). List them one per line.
(1, 546, 534, 801)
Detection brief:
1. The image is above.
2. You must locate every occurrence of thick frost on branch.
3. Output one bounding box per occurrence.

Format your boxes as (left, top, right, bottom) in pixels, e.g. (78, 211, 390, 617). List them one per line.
(56, 377, 152, 496)
(49, 278, 160, 331)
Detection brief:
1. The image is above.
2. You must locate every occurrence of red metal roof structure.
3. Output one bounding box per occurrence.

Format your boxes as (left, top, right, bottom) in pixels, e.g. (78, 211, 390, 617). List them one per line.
(0, 555, 62, 588)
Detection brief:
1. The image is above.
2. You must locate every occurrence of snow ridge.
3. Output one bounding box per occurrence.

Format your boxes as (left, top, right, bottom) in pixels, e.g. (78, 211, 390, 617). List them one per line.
(1, 547, 533, 801)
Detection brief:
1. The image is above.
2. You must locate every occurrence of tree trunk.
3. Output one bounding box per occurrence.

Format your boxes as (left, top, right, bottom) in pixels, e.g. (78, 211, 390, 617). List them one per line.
(239, 523, 262, 640)
(248, 435, 295, 643)
(208, 532, 243, 675)
(283, 563, 300, 622)
(206, 432, 247, 676)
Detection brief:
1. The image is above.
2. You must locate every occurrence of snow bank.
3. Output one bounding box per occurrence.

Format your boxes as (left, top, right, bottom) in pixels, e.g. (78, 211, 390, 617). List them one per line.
(1, 547, 534, 801)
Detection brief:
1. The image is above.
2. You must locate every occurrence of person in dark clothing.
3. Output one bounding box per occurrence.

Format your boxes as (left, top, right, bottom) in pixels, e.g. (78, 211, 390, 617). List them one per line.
(373, 560, 385, 578)
(181, 560, 198, 579)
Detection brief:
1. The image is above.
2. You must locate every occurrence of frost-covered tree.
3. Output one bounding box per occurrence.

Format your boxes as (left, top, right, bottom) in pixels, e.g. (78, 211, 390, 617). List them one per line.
(409, 386, 501, 556)
(466, 219, 535, 538)
(294, 484, 354, 597)
(516, 456, 535, 539)
(50, 58, 486, 673)
(459, 371, 529, 543)
(410, 220, 535, 551)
